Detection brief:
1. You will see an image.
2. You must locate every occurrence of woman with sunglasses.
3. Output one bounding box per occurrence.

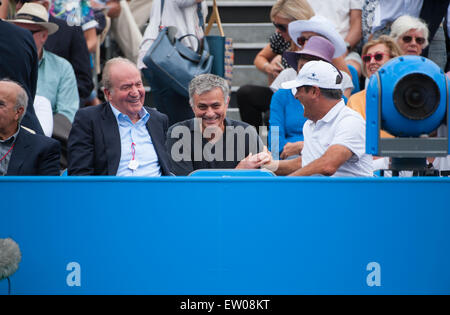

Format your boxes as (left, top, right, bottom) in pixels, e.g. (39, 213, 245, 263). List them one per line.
(237, 0, 314, 131)
(390, 15, 429, 56)
(348, 35, 402, 139)
(346, 36, 402, 172)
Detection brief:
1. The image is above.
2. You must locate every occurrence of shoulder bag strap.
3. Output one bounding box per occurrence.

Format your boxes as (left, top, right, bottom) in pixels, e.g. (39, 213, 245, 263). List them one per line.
(159, 0, 165, 30)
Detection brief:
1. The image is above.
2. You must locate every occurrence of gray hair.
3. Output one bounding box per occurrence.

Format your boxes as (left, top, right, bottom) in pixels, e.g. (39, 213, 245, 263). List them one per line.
(0, 79, 28, 120)
(390, 15, 429, 48)
(101, 57, 140, 91)
(189, 74, 230, 106)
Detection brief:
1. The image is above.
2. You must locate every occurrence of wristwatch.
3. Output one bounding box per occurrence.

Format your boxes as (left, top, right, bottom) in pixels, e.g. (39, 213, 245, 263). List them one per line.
(345, 41, 352, 52)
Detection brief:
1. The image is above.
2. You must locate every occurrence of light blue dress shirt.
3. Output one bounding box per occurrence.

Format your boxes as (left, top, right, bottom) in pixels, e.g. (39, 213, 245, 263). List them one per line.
(110, 104, 162, 177)
(37, 49, 80, 123)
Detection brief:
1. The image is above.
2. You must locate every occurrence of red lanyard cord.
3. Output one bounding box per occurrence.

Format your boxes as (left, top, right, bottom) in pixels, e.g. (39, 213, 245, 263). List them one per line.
(0, 143, 15, 163)
(131, 142, 136, 161)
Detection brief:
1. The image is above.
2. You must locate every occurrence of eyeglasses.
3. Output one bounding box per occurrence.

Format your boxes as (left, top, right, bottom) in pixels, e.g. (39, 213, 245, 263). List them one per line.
(297, 35, 314, 47)
(401, 35, 426, 45)
(30, 29, 44, 34)
(273, 22, 288, 33)
(362, 52, 388, 63)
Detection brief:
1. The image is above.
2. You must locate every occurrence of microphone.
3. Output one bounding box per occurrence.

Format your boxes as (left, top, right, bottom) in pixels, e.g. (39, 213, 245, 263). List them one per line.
(0, 238, 22, 281)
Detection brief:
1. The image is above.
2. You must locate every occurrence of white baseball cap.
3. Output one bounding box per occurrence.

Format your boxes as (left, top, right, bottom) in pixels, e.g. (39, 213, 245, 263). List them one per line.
(281, 60, 343, 90)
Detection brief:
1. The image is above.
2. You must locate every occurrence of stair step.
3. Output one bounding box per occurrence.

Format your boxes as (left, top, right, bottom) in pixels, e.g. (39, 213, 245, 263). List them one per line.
(208, 23, 275, 44)
(232, 65, 268, 88)
(207, 1, 274, 23)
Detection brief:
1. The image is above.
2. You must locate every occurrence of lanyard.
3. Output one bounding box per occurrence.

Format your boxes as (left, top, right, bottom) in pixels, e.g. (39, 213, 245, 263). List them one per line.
(131, 142, 136, 161)
(0, 143, 15, 163)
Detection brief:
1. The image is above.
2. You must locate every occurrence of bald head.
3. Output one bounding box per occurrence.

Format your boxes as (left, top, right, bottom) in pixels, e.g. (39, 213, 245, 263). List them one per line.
(0, 79, 28, 113)
(0, 79, 29, 139)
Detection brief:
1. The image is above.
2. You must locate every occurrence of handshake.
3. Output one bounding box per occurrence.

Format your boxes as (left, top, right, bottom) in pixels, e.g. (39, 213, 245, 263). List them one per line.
(236, 146, 280, 172)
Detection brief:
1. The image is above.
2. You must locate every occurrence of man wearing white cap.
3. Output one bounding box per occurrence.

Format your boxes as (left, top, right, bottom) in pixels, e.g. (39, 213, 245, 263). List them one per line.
(8, 2, 79, 131)
(264, 60, 373, 177)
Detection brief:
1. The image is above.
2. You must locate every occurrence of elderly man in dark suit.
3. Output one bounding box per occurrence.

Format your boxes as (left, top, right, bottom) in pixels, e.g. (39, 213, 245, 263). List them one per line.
(0, 79, 60, 176)
(68, 57, 172, 176)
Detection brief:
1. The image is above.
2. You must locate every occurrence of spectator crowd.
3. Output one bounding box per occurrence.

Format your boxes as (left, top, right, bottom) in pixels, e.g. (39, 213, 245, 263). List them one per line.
(1, 0, 450, 177)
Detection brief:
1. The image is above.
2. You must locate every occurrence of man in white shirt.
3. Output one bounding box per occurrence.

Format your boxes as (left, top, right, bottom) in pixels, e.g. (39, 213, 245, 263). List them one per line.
(263, 61, 373, 177)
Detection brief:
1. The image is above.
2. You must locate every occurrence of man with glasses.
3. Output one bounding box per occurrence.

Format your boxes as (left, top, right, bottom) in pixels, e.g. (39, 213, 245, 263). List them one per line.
(8, 2, 79, 130)
(15, 0, 94, 107)
(0, 79, 60, 176)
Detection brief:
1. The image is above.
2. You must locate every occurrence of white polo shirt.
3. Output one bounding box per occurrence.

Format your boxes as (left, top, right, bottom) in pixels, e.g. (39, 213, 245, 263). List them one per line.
(302, 100, 373, 177)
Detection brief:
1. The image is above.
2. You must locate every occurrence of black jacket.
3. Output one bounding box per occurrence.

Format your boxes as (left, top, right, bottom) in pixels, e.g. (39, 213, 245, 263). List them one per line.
(68, 103, 172, 176)
(7, 127, 61, 176)
(0, 19, 43, 135)
(45, 15, 94, 104)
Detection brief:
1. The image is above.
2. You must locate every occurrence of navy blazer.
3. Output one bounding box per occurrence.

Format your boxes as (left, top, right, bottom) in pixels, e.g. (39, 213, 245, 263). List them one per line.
(67, 103, 172, 176)
(45, 15, 94, 103)
(6, 127, 61, 176)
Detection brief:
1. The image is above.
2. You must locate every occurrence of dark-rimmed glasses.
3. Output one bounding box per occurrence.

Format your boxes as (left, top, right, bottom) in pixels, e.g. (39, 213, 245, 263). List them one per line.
(401, 35, 426, 45)
(297, 35, 314, 47)
(273, 22, 288, 33)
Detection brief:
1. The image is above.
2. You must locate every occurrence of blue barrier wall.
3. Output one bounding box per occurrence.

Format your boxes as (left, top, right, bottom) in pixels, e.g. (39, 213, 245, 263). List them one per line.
(1, 177, 450, 295)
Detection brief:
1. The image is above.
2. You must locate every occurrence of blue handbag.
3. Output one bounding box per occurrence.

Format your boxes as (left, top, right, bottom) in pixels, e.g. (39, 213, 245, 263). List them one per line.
(142, 0, 213, 98)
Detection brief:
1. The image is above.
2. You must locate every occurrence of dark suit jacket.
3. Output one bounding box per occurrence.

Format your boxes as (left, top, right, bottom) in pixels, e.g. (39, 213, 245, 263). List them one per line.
(67, 103, 172, 176)
(7, 127, 61, 176)
(0, 19, 43, 135)
(45, 15, 94, 103)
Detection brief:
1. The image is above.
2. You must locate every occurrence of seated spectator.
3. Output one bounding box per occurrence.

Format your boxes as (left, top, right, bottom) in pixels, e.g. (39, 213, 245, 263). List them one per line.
(347, 35, 402, 134)
(68, 57, 172, 176)
(268, 36, 337, 159)
(262, 61, 373, 177)
(0, 9, 43, 135)
(9, 3, 79, 125)
(0, 79, 60, 176)
(390, 15, 429, 56)
(237, 0, 315, 131)
(166, 74, 268, 176)
(346, 35, 403, 171)
(14, 0, 94, 107)
(307, 0, 363, 77)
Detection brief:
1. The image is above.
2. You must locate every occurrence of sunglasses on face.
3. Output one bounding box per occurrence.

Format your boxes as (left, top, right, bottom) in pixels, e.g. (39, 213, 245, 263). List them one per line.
(401, 35, 426, 45)
(273, 22, 288, 33)
(362, 52, 388, 63)
(297, 35, 314, 47)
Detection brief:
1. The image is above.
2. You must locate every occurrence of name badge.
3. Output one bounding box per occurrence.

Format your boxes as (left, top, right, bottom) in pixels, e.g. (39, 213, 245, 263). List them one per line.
(128, 160, 139, 171)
